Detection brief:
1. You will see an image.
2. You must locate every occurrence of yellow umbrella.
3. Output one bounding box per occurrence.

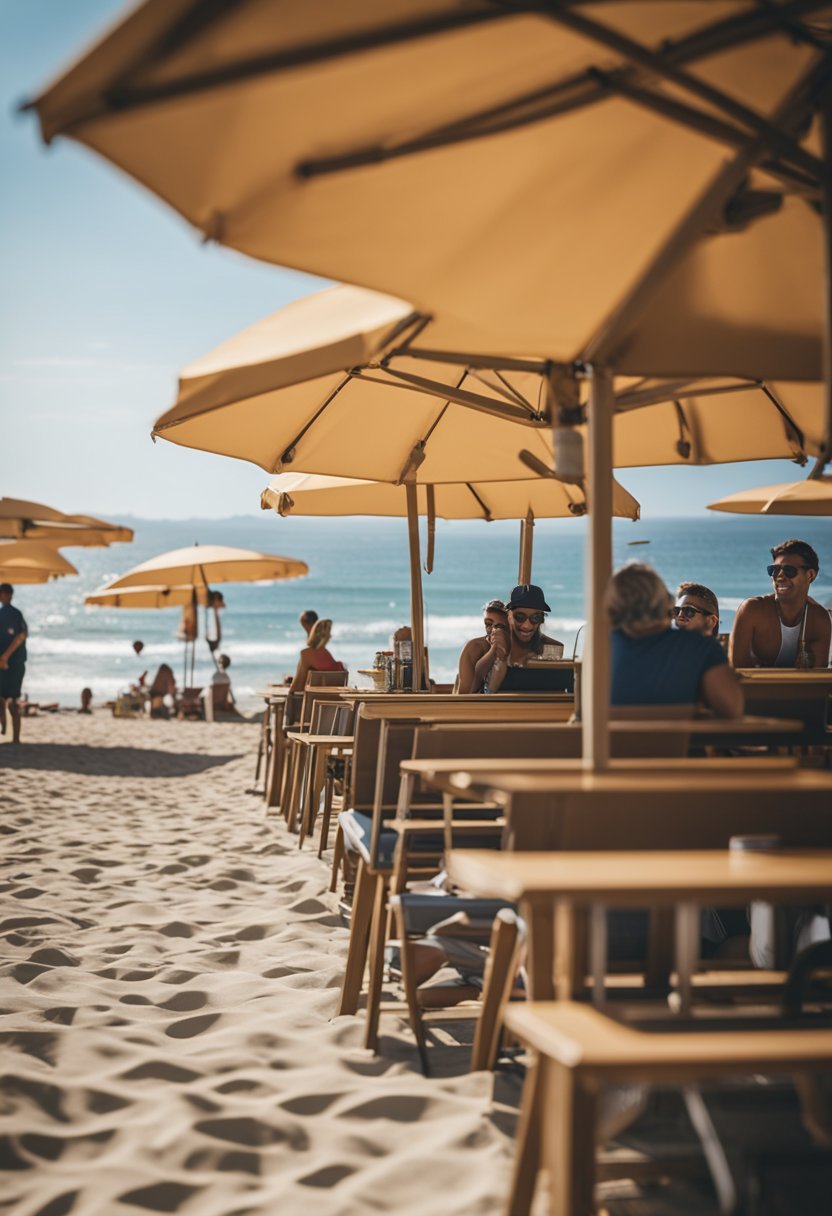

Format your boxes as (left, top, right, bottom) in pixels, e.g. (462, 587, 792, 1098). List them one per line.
(0, 541, 78, 584)
(0, 497, 133, 545)
(708, 475, 832, 517)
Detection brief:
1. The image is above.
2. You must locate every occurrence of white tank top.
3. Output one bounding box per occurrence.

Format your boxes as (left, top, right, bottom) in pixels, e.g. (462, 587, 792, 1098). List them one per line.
(774, 617, 802, 667)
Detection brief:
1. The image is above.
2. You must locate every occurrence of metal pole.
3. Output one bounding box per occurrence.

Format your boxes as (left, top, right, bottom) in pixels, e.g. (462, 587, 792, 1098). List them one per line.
(518, 509, 535, 584)
(404, 480, 425, 691)
(582, 365, 614, 770)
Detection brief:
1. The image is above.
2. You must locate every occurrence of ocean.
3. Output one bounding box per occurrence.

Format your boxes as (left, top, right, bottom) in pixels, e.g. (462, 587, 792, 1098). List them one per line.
(12, 514, 831, 711)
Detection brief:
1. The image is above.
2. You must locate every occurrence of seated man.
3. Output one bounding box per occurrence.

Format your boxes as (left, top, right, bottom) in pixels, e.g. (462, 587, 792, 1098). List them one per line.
(730, 538, 831, 668)
(673, 581, 720, 640)
(608, 563, 742, 716)
(455, 599, 508, 693)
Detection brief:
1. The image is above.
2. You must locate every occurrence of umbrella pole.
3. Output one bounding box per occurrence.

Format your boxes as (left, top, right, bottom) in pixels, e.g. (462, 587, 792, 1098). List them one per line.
(404, 480, 425, 692)
(518, 509, 535, 584)
(582, 365, 614, 771)
(821, 93, 832, 467)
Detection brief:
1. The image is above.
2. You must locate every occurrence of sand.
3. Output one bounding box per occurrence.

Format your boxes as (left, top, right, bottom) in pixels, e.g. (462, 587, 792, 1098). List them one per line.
(0, 712, 522, 1216)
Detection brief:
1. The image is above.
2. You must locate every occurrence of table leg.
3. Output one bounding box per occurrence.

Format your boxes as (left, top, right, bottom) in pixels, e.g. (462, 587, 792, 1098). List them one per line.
(542, 1059, 597, 1216)
(589, 904, 608, 1008)
(675, 901, 699, 1015)
(525, 900, 555, 1001)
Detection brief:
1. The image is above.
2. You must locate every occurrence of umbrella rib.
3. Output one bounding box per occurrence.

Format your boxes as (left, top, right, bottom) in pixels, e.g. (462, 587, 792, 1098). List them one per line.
(269, 371, 356, 471)
(464, 484, 493, 523)
(377, 366, 543, 423)
(61, 10, 512, 120)
(541, 2, 822, 181)
(295, 1, 828, 179)
(758, 384, 807, 460)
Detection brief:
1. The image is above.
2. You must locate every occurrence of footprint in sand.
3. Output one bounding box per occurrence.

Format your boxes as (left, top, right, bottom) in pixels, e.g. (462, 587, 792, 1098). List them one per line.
(158, 922, 193, 938)
(28, 948, 80, 968)
(31, 1189, 78, 1216)
(195, 1115, 307, 1150)
(0, 1031, 59, 1065)
(159, 970, 199, 985)
(164, 1013, 221, 1039)
(299, 1163, 357, 1188)
(118, 1181, 201, 1212)
(157, 991, 208, 1013)
(280, 1092, 343, 1116)
(2, 1074, 67, 1121)
(120, 1061, 201, 1083)
(42, 1007, 76, 1026)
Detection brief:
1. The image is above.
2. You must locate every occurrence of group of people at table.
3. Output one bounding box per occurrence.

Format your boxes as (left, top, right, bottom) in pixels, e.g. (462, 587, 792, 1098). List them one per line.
(456, 537, 831, 710)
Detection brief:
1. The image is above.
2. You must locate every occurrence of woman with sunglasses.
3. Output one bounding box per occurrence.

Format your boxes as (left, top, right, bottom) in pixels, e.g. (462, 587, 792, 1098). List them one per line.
(729, 538, 830, 669)
(485, 584, 565, 693)
(456, 599, 509, 693)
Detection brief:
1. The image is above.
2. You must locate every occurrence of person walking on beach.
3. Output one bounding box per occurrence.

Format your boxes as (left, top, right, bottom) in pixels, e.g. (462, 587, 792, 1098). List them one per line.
(730, 539, 831, 669)
(672, 582, 720, 639)
(0, 583, 28, 744)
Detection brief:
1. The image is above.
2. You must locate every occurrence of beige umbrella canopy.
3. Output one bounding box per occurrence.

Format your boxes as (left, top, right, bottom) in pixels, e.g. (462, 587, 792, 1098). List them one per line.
(27, 1, 822, 372)
(85, 585, 211, 609)
(708, 475, 832, 516)
(0, 497, 133, 545)
(0, 541, 78, 584)
(106, 545, 308, 591)
(154, 285, 826, 478)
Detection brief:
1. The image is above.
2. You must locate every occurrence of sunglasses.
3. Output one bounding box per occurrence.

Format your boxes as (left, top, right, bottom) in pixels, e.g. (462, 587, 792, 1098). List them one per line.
(511, 611, 545, 625)
(671, 604, 713, 621)
(767, 563, 809, 579)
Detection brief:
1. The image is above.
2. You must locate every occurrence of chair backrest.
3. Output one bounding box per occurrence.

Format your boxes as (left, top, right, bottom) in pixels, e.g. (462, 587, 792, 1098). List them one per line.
(306, 670, 349, 688)
(506, 783, 832, 852)
(298, 680, 349, 729)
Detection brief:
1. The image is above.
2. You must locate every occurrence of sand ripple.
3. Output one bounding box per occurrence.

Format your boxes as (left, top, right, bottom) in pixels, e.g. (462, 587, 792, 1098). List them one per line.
(1, 714, 518, 1216)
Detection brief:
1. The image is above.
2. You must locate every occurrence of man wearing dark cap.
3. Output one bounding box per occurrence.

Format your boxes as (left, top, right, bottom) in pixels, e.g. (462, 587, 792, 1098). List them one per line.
(486, 584, 565, 692)
(0, 584, 27, 744)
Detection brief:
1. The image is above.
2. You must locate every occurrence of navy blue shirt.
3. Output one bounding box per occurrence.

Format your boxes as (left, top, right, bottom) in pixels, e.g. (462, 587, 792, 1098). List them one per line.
(611, 627, 726, 706)
(0, 603, 27, 665)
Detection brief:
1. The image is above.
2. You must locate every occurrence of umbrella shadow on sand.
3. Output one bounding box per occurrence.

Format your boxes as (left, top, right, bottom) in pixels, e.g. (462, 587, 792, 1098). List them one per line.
(0, 744, 242, 778)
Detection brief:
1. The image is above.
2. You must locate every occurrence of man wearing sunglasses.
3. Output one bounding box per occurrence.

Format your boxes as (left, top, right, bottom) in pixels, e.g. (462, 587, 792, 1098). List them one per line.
(672, 582, 720, 639)
(730, 539, 830, 668)
(485, 584, 566, 693)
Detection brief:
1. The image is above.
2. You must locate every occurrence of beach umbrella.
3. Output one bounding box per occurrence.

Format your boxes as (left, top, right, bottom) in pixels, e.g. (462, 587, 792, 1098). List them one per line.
(0, 541, 78, 584)
(708, 475, 832, 516)
(27, 3, 832, 763)
(0, 497, 133, 545)
(85, 584, 211, 609)
(103, 545, 308, 685)
(261, 471, 641, 583)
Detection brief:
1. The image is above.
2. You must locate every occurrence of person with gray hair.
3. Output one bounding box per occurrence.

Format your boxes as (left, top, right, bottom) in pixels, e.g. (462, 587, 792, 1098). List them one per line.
(606, 563, 742, 717)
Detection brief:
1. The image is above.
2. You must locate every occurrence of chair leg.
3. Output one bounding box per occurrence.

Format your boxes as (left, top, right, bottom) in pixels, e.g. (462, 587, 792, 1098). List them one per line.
(363, 874, 390, 1053)
(541, 1060, 597, 1216)
(336, 859, 375, 1017)
(471, 910, 520, 1073)
(318, 771, 335, 859)
(329, 824, 345, 892)
(505, 1054, 543, 1216)
(254, 704, 269, 787)
(285, 743, 305, 834)
(297, 747, 315, 848)
(394, 901, 431, 1076)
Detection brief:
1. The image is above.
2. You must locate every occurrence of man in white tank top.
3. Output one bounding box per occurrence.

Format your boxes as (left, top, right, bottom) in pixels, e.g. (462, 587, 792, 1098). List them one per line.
(729, 539, 831, 668)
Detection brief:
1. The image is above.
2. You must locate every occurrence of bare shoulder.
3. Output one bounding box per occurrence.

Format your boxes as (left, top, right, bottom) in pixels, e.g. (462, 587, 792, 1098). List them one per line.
(808, 597, 832, 627)
(461, 636, 488, 659)
(735, 595, 774, 619)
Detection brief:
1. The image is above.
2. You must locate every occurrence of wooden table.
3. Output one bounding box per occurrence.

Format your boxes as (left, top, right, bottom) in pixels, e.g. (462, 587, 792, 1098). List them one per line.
(737, 669, 832, 745)
(447, 847, 832, 1010)
(504, 1000, 832, 1216)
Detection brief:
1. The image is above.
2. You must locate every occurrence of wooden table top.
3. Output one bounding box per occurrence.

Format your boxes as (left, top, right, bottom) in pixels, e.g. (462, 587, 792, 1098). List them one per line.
(285, 733, 355, 747)
(446, 847, 832, 905)
(442, 766, 832, 798)
(505, 1001, 832, 1069)
(737, 669, 832, 684)
(402, 755, 798, 792)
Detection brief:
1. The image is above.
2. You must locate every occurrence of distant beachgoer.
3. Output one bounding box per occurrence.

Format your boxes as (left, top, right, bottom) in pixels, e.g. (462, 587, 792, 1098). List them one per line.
(132, 639, 144, 655)
(299, 609, 318, 637)
(149, 663, 177, 718)
(206, 590, 225, 655)
(730, 539, 831, 669)
(131, 639, 148, 687)
(456, 599, 508, 693)
(0, 583, 27, 744)
(608, 563, 742, 716)
(289, 619, 345, 695)
(80, 687, 93, 714)
(207, 653, 235, 714)
(484, 585, 565, 693)
(673, 582, 720, 639)
(178, 600, 198, 643)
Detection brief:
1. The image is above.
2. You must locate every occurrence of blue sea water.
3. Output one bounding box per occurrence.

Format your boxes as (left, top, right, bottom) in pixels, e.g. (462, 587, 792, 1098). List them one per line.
(12, 513, 831, 710)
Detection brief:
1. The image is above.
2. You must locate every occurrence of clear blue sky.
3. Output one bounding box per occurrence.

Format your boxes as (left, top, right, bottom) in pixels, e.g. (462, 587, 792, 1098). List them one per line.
(0, 1, 812, 520)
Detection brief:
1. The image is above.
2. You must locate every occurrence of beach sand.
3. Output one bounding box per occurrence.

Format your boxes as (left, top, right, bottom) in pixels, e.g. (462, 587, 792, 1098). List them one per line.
(0, 713, 522, 1216)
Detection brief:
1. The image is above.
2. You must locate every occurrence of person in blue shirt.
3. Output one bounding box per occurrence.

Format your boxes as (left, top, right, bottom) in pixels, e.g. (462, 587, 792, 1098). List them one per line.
(0, 583, 28, 744)
(606, 563, 742, 716)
